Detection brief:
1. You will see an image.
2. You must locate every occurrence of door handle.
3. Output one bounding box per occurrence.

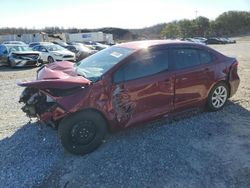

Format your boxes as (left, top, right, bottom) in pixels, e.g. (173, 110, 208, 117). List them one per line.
(164, 79, 171, 84)
(204, 68, 209, 72)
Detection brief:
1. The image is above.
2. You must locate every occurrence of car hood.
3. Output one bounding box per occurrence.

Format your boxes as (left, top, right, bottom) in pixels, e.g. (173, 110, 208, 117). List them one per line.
(53, 50, 74, 56)
(17, 61, 91, 89)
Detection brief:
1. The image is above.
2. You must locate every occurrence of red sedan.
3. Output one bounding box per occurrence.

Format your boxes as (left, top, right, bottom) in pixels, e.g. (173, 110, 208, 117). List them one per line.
(18, 40, 240, 155)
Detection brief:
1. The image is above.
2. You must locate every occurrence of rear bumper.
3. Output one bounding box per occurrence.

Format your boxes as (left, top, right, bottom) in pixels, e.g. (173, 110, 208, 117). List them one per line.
(229, 78, 240, 97)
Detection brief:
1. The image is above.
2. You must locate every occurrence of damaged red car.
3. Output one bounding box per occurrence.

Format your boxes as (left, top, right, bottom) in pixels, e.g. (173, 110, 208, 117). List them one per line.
(18, 40, 240, 155)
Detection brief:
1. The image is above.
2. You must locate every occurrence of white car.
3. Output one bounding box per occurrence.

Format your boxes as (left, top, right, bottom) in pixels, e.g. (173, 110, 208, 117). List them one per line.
(32, 44, 75, 63)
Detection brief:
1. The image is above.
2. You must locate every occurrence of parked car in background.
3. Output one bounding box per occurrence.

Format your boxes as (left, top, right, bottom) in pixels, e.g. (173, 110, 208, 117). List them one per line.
(28, 42, 53, 48)
(220, 37, 236, 44)
(182, 38, 205, 44)
(193, 37, 207, 43)
(18, 40, 240, 155)
(32, 43, 75, 63)
(52, 41, 69, 48)
(2, 41, 27, 45)
(205, 37, 226, 44)
(84, 41, 110, 51)
(0, 44, 41, 67)
(66, 43, 97, 61)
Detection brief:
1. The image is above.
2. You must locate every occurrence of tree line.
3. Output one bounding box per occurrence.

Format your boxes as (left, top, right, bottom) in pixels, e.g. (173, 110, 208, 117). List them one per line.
(161, 11, 250, 38)
(0, 27, 81, 35)
(0, 11, 249, 39)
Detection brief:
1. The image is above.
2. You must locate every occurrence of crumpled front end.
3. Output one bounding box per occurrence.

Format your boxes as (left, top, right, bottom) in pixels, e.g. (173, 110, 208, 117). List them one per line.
(19, 85, 89, 127)
(19, 87, 65, 127)
(18, 61, 91, 127)
(9, 53, 42, 67)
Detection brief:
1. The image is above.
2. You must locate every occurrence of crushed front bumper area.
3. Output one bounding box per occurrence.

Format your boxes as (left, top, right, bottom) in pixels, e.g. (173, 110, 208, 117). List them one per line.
(19, 87, 66, 127)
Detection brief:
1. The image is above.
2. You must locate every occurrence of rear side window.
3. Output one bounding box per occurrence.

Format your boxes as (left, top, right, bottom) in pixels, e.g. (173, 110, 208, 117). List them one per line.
(199, 50, 213, 64)
(171, 49, 200, 69)
(113, 50, 169, 83)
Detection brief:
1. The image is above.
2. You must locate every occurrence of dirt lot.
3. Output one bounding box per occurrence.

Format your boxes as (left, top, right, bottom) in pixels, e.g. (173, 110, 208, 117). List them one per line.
(0, 39, 250, 188)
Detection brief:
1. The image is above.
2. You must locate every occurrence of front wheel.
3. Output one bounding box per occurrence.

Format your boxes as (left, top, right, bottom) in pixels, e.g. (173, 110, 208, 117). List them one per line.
(207, 82, 229, 111)
(47, 56, 54, 64)
(58, 110, 107, 155)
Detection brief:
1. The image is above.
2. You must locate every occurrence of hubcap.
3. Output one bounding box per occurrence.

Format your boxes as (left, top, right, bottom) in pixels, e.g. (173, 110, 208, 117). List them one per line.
(211, 86, 227, 108)
(71, 120, 96, 145)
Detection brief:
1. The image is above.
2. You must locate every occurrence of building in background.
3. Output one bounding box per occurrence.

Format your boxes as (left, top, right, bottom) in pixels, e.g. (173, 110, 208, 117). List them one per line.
(66, 32, 114, 44)
(0, 32, 114, 44)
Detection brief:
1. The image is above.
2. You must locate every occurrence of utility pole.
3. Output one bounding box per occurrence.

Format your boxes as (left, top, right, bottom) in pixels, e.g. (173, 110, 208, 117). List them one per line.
(195, 10, 198, 18)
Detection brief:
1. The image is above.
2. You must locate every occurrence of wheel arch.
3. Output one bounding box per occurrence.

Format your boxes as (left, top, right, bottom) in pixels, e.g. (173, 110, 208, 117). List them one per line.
(60, 108, 111, 132)
(207, 79, 231, 98)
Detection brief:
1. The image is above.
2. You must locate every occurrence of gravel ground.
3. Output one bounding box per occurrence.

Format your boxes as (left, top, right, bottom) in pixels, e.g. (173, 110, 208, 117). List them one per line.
(0, 39, 250, 188)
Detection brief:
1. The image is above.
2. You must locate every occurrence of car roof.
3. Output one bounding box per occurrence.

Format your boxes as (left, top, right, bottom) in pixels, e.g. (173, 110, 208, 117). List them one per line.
(116, 40, 203, 50)
(30, 42, 52, 44)
(3, 44, 28, 47)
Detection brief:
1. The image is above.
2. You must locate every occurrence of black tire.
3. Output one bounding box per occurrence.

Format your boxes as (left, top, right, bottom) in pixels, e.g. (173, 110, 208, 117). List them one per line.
(207, 82, 229, 111)
(58, 110, 107, 155)
(8, 58, 15, 68)
(48, 56, 54, 64)
(9, 60, 15, 68)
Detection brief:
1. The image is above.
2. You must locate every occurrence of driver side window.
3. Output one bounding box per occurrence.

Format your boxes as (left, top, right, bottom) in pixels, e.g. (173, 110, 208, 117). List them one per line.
(113, 50, 169, 83)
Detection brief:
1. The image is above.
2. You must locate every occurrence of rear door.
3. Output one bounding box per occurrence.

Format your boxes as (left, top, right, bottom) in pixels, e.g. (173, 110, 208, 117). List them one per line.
(112, 49, 174, 128)
(170, 47, 215, 111)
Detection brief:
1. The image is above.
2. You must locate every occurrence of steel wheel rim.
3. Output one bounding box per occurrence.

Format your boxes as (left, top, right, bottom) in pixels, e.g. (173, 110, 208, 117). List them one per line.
(211, 86, 227, 108)
(71, 120, 96, 145)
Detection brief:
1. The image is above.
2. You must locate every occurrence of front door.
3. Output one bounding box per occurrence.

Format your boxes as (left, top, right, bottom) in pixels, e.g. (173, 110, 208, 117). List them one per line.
(112, 49, 174, 128)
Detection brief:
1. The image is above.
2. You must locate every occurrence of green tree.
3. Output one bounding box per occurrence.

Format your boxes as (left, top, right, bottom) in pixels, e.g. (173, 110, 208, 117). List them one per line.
(193, 16, 210, 36)
(214, 11, 250, 36)
(178, 19, 196, 37)
(161, 22, 180, 39)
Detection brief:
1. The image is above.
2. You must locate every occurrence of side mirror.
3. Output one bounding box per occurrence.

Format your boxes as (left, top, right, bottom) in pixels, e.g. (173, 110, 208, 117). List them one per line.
(41, 48, 47, 52)
(3, 50, 8, 54)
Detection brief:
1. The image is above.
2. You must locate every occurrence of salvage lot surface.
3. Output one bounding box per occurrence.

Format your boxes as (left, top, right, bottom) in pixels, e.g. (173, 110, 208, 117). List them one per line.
(0, 39, 250, 188)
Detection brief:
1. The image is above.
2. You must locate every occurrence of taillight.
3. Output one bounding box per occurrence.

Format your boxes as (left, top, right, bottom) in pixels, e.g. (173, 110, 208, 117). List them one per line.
(232, 60, 239, 68)
(229, 60, 239, 80)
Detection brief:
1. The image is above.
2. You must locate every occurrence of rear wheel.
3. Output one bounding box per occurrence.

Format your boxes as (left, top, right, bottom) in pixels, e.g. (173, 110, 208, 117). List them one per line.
(207, 82, 229, 111)
(58, 110, 107, 155)
(47, 56, 54, 63)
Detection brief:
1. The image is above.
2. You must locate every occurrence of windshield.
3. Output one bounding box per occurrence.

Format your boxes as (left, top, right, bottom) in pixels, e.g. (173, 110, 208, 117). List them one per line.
(46, 44, 65, 51)
(7, 45, 32, 52)
(76, 46, 134, 81)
